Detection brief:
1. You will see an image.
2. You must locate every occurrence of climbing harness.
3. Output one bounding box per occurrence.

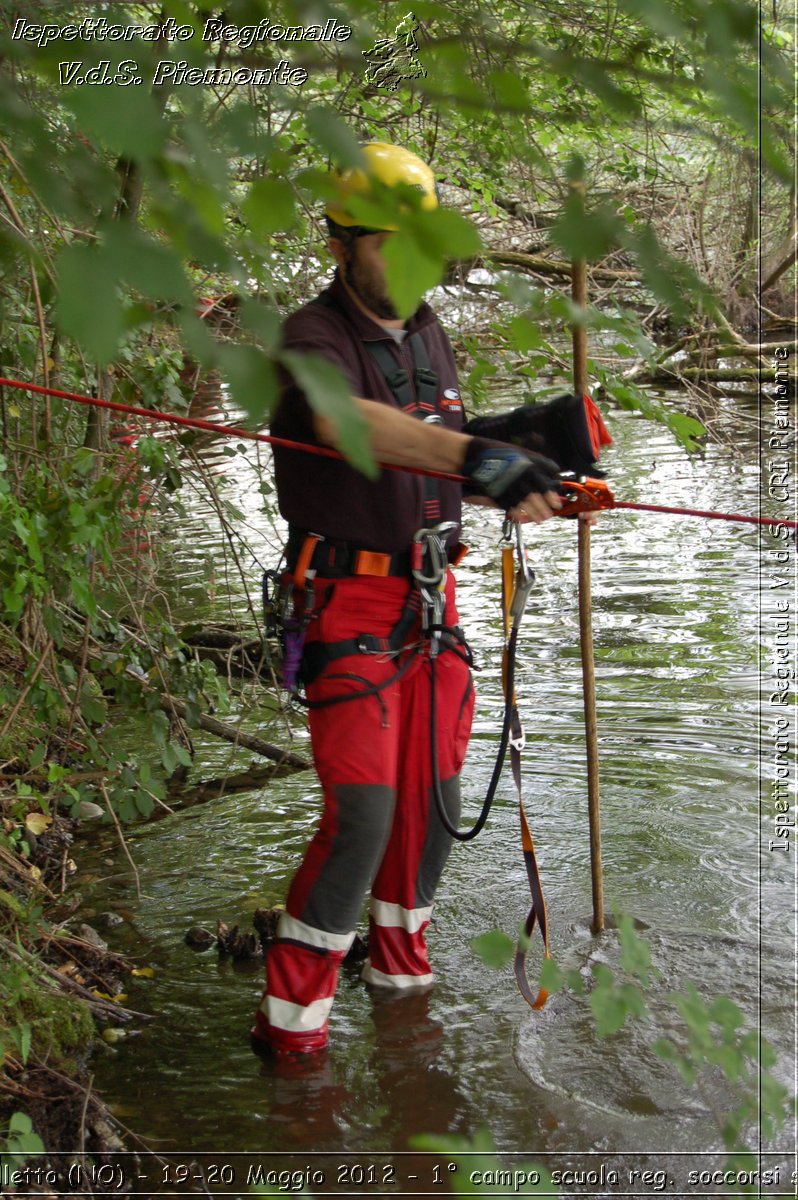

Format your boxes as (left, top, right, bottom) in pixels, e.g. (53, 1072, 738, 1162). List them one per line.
(364, 336, 445, 525)
(313, 289, 448, 527)
(264, 521, 472, 705)
(262, 561, 317, 694)
(263, 297, 469, 704)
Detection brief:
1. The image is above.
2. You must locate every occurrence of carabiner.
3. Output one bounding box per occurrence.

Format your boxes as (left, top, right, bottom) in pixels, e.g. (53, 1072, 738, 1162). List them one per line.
(412, 521, 458, 586)
(509, 521, 535, 621)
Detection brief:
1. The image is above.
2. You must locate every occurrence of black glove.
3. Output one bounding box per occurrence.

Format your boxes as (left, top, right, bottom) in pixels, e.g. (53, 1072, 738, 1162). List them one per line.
(464, 393, 609, 478)
(462, 437, 561, 511)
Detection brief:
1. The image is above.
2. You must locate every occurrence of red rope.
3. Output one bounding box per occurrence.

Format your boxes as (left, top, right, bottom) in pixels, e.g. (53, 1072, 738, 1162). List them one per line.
(1, 375, 793, 531)
(0, 375, 464, 484)
(612, 500, 791, 530)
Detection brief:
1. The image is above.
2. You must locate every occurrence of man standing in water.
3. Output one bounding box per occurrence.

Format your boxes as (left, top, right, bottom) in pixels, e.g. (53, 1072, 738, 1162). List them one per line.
(253, 143, 597, 1055)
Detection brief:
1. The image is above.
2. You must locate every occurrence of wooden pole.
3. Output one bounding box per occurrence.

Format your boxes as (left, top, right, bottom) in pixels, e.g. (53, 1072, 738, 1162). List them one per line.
(570, 187, 605, 935)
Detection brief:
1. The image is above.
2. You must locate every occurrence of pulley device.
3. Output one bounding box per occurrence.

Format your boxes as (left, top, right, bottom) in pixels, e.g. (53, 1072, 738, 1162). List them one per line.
(556, 474, 793, 531)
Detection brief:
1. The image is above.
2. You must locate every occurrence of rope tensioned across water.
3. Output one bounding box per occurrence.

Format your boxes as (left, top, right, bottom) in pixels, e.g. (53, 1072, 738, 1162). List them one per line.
(1, 376, 793, 531)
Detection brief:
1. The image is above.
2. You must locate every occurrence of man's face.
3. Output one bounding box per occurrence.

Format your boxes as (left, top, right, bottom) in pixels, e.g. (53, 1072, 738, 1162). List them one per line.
(339, 231, 399, 321)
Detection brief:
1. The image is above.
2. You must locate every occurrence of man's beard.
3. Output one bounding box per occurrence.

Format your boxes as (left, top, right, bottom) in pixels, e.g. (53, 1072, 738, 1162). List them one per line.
(344, 250, 399, 320)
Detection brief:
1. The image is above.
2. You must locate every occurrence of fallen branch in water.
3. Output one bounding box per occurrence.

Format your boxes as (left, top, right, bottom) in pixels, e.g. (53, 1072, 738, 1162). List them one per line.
(684, 341, 797, 359)
(621, 331, 797, 388)
(184, 640, 272, 682)
(641, 365, 794, 383)
(158, 694, 311, 770)
(164, 761, 298, 813)
(59, 638, 311, 771)
(181, 625, 261, 651)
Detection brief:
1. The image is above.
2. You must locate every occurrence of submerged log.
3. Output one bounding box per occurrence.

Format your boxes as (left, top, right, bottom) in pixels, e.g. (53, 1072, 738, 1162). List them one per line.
(158, 694, 311, 770)
(180, 625, 275, 682)
(164, 762, 299, 813)
(181, 625, 260, 651)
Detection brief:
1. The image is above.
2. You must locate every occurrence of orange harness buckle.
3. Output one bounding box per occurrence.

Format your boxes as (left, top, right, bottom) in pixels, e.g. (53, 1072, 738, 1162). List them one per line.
(354, 550, 391, 577)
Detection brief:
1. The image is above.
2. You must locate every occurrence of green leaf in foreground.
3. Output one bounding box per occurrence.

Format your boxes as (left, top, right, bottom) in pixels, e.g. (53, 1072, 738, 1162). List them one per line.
(538, 956, 566, 994)
(616, 911, 653, 986)
(666, 412, 706, 452)
(381, 235, 443, 321)
(243, 179, 297, 237)
(552, 195, 624, 261)
(219, 345, 279, 424)
(68, 74, 165, 158)
(471, 930, 514, 969)
(408, 208, 482, 261)
(55, 243, 124, 363)
(280, 351, 376, 479)
(306, 107, 364, 168)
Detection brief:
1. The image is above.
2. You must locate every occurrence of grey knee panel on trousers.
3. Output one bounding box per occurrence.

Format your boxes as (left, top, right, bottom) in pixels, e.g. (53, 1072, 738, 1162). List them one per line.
(415, 774, 461, 909)
(300, 783, 396, 935)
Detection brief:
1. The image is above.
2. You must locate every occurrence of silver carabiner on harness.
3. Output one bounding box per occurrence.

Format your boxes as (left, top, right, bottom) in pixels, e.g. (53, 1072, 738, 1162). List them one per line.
(413, 521, 458, 656)
(412, 521, 457, 586)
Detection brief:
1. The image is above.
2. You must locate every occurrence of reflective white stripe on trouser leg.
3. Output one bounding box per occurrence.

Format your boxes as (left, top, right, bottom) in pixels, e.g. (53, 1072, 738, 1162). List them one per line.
(264, 994, 335, 1033)
(363, 897, 434, 988)
(368, 898, 433, 934)
(260, 913, 355, 1035)
(361, 964, 434, 989)
(277, 911, 357, 953)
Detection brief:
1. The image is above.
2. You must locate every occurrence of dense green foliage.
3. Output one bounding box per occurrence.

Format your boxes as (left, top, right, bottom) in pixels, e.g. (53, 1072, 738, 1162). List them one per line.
(0, 0, 792, 429)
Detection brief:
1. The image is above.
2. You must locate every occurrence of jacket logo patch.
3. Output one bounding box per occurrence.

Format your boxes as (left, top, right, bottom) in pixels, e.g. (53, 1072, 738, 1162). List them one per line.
(441, 388, 462, 411)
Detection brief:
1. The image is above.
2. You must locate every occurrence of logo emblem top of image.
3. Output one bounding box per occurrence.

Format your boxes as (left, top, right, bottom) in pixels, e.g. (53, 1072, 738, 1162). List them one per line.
(363, 13, 427, 92)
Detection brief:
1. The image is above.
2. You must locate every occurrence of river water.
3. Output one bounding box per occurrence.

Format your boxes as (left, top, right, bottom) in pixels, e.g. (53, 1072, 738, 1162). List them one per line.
(76, 380, 795, 1198)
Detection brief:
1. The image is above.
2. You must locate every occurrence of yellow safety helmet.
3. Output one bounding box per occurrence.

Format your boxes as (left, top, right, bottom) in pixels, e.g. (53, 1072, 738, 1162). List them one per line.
(325, 142, 438, 230)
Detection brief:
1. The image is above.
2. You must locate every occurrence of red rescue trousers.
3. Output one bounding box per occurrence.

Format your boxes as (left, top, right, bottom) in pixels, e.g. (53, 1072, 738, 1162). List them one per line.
(254, 573, 474, 1053)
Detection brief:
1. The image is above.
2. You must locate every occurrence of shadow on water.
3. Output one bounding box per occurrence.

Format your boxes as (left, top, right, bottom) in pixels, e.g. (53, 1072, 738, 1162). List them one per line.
(75, 394, 795, 1190)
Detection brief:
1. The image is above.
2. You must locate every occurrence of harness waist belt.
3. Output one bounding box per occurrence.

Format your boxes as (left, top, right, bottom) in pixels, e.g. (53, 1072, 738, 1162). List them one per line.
(286, 528, 466, 580)
(286, 529, 413, 579)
